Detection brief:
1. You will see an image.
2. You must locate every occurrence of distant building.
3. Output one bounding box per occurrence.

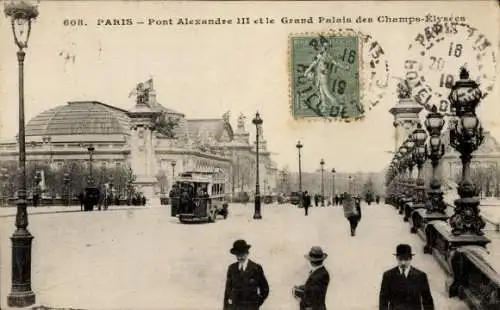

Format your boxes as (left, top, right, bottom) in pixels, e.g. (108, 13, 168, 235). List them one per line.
(0, 81, 278, 202)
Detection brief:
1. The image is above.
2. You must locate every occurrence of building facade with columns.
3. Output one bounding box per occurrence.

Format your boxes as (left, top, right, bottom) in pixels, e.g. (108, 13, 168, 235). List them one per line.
(0, 81, 278, 202)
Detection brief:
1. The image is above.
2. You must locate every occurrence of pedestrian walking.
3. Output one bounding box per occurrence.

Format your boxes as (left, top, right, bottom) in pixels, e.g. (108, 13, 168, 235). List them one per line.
(379, 244, 434, 310)
(354, 195, 362, 222)
(293, 246, 330, 310)
(334, 195, 339, 206)
(223, 239, 269, 310)
(376, 195, 381, 204)
(303, 191, 311, 216)
(342, 192, 360, 236)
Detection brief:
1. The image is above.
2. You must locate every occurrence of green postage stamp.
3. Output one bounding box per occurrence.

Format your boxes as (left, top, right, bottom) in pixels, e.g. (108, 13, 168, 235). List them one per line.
(290, 33, 363, 120)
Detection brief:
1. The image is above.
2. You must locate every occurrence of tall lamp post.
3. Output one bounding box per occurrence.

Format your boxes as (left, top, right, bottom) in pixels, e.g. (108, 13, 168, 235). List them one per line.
(425, 105, 446, 214)
(331, 168, 336, 204)
(252, 112, 263, 219)
(348, 175, 352, 193)
(63, 172, 71, 206)
(171, 161, 176, 182)
(87, 145, 95, 185)
(5, 0, 39, 306)
(320, 159, 325, 206)
(448, 68, 488, 237)
(296, 141, 303, 193)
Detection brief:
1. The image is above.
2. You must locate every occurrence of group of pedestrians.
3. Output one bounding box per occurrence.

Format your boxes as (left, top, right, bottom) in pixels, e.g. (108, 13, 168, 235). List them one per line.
(223, 239, 434, 310)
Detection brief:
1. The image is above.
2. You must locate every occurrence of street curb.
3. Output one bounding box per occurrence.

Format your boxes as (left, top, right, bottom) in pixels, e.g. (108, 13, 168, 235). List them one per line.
(0, 206, 154, 218)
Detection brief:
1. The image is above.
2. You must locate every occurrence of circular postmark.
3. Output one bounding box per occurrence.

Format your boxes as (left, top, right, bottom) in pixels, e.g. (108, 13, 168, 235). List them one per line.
(404, 22, 497, 115)
(289, 28, 390, 122)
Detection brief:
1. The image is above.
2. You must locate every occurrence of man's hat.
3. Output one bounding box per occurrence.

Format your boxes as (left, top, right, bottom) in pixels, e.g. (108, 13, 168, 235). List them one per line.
(393, 244, 415, 259)
(304, 246, 328, 262)
(230, 239, 251, 255)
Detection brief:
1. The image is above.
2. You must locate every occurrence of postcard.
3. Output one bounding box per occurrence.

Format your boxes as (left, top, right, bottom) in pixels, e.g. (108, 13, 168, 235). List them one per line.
(0, 1, 499, 309)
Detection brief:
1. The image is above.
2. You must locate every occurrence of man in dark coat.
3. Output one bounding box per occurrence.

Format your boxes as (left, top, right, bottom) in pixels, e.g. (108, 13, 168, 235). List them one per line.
(342, 192, 360, 236)
(224, 239, 269, 310)
(294, 246, 330, 310)
(379, 244, 434, 310)
(303, 191, 311, 216)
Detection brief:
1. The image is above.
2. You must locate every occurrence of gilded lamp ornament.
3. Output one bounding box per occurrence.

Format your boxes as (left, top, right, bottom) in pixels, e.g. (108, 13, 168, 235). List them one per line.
(448, 68, 486, 236)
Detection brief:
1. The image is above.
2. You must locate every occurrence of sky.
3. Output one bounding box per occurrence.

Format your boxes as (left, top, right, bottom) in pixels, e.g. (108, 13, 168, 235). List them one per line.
(0, 1, 499, 174)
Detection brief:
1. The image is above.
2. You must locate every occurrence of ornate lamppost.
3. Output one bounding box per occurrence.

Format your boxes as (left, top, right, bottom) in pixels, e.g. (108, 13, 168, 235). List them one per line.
(319, 159, 325, 206)
(348, 175, 352, 193)
(84, 144, 98, 211)
(424, 105, 447, 214)
(5, 0, 39, 306)
(252, 112, 263, 219)
(396, 145, 408, 214)
(296, 141, 303, 194)
(331, 168, 336, 205)
(448, 68, 488, 237)
(171, 161, 176, 181)
(63, 172, 71, 206)
(405, 124, 428, 223)
(87, 145, 95, 185)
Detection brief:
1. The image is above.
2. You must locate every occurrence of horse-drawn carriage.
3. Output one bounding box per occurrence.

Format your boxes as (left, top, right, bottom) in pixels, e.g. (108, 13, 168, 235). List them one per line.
(171, 171, 229, 223)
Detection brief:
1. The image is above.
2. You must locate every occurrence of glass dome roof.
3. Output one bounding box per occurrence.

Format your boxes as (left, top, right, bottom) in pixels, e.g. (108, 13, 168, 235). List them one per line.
(25, 101, 131, 136)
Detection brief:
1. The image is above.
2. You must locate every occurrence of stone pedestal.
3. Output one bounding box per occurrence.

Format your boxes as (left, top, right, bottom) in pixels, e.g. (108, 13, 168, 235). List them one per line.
(411, 209, 449, 240)
(389, 97, 423, 152)
(398, 196, 411, 215)
(127, 88, 161, 206)
(134, 176, 159, 206)
(425, 221, 490, 275)
(404, 202, 426, 225)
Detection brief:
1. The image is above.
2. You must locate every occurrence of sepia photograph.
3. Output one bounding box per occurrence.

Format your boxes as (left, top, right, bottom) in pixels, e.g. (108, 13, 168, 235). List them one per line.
(0, 1, 499, 309)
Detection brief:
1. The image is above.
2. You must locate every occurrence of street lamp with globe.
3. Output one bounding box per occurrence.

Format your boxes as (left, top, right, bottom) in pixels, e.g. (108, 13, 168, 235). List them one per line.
(296, 141, 303, 194)
(331, 168, 336, 205)
(252, 112, 263, 219)
(4, 0, 39, 306)
(320, 159, 325, 206)
(63, 172, 71, 206)
(448, 68, 488, 237)
(424, 105, 446, 214)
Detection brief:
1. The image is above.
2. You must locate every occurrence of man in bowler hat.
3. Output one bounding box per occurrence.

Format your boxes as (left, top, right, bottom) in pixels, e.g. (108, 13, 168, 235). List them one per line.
(224, 239, 269, 310)
(295, 246, 330, 310)
(379, 244, 434, 310)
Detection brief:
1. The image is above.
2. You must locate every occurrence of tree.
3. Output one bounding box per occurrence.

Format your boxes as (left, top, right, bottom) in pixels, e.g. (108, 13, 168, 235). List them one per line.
(155, 112, 180, 139)
(278, 166, 292, 193)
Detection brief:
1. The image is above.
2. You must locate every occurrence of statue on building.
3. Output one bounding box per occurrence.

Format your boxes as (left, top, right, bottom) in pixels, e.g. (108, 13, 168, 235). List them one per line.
(237, 113, 246, 132)
(396, 79, 411, 99)
(129, 78, 154, 106)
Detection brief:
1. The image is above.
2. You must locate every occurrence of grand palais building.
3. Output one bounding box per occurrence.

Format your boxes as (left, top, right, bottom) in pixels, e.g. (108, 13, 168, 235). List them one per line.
(0, 81, 278, 202)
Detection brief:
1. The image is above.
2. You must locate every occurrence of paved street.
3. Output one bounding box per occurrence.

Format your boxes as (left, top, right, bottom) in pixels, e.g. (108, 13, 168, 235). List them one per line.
(1, 203, 469, 309)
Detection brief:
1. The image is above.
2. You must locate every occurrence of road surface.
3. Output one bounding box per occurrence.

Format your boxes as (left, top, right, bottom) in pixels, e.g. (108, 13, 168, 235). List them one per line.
(1, 203, 469, 309)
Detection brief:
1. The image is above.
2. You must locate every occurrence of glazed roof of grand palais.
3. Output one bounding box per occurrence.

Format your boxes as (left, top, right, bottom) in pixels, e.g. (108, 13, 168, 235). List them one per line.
(0, 100, 274, 162)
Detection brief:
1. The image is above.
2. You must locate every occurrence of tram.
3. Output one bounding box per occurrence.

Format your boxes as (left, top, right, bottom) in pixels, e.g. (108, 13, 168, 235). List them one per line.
(172, 171, 229, 223)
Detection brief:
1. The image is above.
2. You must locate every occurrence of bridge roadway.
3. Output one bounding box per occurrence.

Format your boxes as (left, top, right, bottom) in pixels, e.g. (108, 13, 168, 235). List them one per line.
(0, 203, 469, 309)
